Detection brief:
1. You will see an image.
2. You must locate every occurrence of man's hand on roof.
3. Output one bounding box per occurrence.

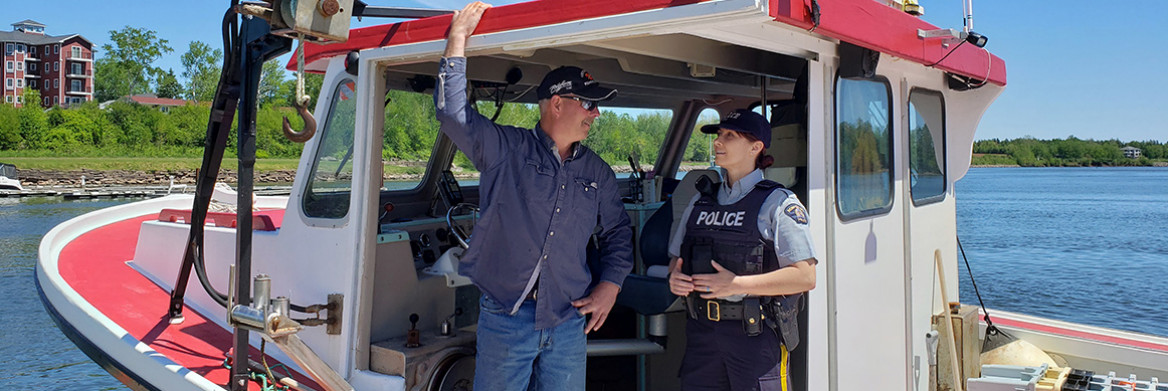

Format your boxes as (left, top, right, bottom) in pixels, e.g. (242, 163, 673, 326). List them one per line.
(444, 1, 491, 58)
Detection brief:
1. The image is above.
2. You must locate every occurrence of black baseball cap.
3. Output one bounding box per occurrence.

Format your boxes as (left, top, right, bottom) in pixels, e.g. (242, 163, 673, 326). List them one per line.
(700, 109, 772, 148)
(537, 66, 617, 101)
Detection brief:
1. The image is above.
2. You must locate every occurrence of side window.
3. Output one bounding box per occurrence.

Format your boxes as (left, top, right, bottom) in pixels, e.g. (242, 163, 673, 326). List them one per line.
(302, 79, 357, 220)
(835, 76, 892, 219)
(908, 89, 945, 204)
(680, 108, 719, 173)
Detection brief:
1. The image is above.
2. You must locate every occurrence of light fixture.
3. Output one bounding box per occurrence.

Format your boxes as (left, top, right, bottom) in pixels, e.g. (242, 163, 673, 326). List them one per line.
(965, 31, 988, 48)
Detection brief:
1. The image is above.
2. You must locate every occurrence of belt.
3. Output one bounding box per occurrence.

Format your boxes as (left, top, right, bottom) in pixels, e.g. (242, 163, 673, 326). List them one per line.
(524, 283, 538, 301)
(687, 297, 747, 321)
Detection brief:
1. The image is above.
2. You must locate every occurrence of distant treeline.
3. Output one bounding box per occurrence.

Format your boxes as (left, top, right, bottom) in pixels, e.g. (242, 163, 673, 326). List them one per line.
(0, 88, 708, 169)
(972, 137, 1166, 167)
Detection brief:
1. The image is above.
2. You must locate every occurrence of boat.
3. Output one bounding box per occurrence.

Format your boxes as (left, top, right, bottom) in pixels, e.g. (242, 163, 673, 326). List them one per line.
(35, 0, 1168, 390)
(0, 163, 23, 191)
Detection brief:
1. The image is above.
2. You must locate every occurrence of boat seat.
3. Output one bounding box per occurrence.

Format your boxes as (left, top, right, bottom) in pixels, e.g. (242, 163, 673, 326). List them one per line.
(615, 169, 719, 315)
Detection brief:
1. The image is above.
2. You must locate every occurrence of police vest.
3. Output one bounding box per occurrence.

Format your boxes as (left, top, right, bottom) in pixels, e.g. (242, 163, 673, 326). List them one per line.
(680, 179, 803, 350)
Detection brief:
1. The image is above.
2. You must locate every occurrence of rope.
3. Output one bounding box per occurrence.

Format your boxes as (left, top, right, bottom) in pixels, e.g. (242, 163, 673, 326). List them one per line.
(296, 35, 308, 107)
(958, 235, 1001, 335)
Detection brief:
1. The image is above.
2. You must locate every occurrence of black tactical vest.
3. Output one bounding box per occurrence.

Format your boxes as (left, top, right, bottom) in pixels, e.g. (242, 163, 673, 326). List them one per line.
(680, 179, 802, 350)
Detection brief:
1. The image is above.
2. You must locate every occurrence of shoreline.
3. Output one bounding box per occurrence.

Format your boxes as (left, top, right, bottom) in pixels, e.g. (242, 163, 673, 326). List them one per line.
(11, 163, 1166, 188)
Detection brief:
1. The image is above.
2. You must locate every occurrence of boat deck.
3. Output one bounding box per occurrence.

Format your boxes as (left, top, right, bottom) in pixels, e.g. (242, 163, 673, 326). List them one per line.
(55, 211, 317, 390)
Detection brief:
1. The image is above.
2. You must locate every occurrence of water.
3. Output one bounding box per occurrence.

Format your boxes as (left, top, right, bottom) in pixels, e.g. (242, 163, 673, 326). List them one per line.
(955, 167, 1168, 337)
(0, 197, 130, 390)
(1, 167, 1165, 387)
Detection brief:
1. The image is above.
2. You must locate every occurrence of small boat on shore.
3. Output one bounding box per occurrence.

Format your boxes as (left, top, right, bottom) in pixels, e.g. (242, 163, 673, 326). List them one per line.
(0, 163, 23, 191)
(36, 0, 1168, 390)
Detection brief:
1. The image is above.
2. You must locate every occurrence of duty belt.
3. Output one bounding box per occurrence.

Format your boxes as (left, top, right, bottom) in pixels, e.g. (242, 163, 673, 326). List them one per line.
(688, 296, 766, 336)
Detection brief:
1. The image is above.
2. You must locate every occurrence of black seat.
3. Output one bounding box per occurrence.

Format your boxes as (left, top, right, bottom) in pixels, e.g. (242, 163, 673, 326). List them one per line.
(615, 198, 680, 315)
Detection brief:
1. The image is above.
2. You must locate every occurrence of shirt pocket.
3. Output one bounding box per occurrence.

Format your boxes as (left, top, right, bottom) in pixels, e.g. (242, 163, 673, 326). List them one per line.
(573, 177, 600, 213)
(519, 159, 556, 201)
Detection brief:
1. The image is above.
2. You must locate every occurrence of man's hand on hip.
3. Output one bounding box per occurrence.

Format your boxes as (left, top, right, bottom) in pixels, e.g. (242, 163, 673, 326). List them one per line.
(572, 281, 621, 334)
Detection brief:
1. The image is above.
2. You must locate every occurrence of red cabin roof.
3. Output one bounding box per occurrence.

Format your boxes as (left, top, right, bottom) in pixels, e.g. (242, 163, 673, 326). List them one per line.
(290, 0, 1005, 86)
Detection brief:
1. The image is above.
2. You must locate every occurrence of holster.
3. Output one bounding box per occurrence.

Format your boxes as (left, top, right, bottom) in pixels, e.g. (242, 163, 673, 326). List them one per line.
(764, 294, 801, 351)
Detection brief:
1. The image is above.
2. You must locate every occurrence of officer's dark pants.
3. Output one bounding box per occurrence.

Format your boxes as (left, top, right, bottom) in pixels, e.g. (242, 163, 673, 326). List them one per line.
(680, 317, 790, 391)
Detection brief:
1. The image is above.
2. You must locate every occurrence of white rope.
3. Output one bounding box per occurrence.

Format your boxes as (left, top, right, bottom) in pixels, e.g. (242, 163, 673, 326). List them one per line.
(296, 35, 308, 106)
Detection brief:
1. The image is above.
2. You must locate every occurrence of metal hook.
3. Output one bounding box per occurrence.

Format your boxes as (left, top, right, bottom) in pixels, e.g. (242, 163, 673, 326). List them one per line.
(282, 101, 316, 143)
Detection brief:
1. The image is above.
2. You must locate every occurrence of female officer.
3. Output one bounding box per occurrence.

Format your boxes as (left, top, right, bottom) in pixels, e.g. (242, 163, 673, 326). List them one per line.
(667, 108, 818, 391)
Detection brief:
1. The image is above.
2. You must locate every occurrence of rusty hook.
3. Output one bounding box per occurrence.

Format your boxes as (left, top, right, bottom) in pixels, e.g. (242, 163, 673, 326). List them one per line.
(282, 101, 316, 143)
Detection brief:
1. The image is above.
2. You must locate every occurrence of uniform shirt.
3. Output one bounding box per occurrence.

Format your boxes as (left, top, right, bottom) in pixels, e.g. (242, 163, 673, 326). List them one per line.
(435, 57, 634, 330)
(668, 169, 816, 301)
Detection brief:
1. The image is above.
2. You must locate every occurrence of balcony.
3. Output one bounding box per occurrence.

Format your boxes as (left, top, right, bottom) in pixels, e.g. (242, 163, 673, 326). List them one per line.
(24, 73, 41, 79)
(66, 87, 92, 96)
(66, 70, 92, 79)
(67, 52, 93, 62)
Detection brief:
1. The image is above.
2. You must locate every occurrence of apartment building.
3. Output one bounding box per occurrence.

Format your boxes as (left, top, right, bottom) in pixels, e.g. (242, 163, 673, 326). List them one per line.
(2, 20, 94, 108)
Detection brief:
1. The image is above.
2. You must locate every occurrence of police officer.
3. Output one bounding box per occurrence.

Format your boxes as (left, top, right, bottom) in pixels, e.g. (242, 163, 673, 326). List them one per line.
(667, 109, 818, 391)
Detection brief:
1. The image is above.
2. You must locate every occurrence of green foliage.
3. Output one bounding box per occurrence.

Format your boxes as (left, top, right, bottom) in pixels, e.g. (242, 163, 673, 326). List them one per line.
(180, 41, 223, 102)
(972, 137, 1165, 166)
(259, 60, 292, 107)
(95, 26, 174, 101)
(156, 69, 183, 99)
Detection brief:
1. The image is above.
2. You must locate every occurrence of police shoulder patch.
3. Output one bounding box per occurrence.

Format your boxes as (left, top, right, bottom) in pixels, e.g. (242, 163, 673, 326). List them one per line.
(784, 203, 808, 225)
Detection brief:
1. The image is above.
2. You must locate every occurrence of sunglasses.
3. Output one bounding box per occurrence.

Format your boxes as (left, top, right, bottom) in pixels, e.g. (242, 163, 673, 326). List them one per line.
(562, 96, 599, 111)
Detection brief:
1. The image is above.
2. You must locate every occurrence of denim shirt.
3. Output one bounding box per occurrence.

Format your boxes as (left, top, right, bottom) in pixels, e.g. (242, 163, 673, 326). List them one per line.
(435, 57, 633, 330)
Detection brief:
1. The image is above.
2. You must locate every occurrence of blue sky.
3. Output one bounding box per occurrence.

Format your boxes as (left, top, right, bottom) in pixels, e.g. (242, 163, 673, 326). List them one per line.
(9, 0, 1166, 142)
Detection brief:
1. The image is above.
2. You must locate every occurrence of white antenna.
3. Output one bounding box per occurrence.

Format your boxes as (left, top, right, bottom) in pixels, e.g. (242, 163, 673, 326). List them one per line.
(962, 0, 974, 32)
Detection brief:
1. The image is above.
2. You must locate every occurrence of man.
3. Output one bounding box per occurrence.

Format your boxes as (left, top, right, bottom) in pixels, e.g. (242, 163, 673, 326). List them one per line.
(434, 2, 634, 390)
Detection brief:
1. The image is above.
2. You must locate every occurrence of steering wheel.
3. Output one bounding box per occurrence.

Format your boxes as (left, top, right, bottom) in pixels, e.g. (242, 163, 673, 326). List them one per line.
(446, 203, 479, 249)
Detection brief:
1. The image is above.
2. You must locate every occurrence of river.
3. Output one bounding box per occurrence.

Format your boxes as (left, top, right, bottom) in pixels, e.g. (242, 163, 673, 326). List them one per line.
(1, 166, 1166, 388)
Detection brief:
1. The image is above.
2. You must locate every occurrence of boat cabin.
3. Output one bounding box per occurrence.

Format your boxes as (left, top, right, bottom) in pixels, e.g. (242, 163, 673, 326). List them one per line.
(55, 0, 1117, 390)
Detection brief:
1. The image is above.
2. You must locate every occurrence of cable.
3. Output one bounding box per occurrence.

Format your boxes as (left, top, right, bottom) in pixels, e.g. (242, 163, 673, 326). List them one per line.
(926, 39, 966, 67)
(957, 235, 1002, 335)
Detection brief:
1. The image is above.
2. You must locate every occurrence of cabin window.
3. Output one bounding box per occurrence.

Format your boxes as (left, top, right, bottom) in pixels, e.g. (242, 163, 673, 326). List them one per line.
(584, 107, 674, 171)
(678, 108, 719, 175)
(834, 76, 892, 220)
(302, 78, 357, 220)
(444, 101, 675, 189)
(382, 89, 441, 191)
(908, 89, 946, 205)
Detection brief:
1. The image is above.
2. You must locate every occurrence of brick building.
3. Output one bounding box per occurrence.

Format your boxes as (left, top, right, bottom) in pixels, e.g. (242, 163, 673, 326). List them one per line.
(2, 20, 94, 108)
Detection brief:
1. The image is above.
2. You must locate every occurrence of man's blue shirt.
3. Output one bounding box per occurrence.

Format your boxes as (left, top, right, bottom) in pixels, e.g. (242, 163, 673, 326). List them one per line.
(435, 57, 633, 329)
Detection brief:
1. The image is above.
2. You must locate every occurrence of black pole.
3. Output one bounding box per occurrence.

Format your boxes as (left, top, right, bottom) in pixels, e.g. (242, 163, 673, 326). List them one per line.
(168, 8, 243, 322)
(231, 16, 291, 391)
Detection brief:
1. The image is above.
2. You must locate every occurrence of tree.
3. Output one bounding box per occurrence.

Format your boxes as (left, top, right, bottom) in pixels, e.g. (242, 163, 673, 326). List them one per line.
(259, 60, 291, 107)
(181, 41, 222, 102)
(94, 26, 173, 101)
(156, 69, 183, 99)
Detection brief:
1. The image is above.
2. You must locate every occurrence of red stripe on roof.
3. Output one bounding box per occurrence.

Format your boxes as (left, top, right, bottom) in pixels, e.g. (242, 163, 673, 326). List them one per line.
(291, 0, 1004, 86)
(771, 0, 1006, 86)
(57, 213, 319, 390)
(290, 0, 708, 71)
(984, 314, 1168, 353)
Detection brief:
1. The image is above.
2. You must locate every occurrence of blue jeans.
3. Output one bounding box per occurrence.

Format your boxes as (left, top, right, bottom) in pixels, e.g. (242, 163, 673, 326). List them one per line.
(475, 296, 587, 391)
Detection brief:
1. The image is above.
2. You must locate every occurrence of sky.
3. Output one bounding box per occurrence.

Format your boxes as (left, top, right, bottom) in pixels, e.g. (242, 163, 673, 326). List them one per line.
(7, 0, 1166, 142)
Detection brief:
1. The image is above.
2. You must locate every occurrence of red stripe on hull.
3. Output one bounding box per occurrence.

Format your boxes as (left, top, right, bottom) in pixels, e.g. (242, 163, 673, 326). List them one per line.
(984, 314, 1168, 353)
(57, 213, 319, 390)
